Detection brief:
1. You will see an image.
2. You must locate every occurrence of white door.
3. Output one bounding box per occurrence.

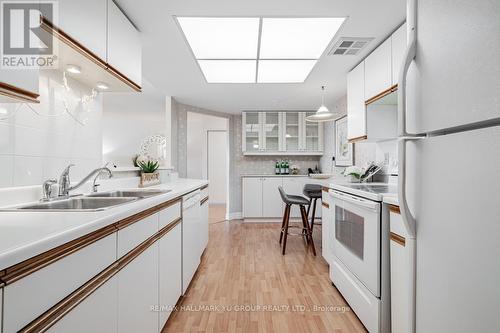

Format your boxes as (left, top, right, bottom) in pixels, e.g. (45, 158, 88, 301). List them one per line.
(405, 126, 500, 332)
(262, 177, 283, 217)
(330, 190, 380, 297)
(364, 38, 392, 100)
(347, 62, 366, 140)
(182, 194, 201, 293)
(48, 276, 118, 333)
(242, 177, 263, 218)
(406, 0, 500, 134)
(207, 131, 227, 204)
(117, 244, 159, 333)
(158, 223, 182, 329)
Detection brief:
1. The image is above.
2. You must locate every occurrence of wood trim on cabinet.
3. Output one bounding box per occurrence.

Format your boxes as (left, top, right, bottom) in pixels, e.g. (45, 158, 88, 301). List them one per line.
(0, 197, 181, 286)
(322, 202, 330, 209)
(39, 16, 142, 92)
(388, 204, 401, 214)
(390, 232, 406, 247)
(19, 217, 182, 333)
(0, 81, 40, 103)
(200, 196, 209, 205)
(348, 135, 368, 143)
(365, 84, 398, 105)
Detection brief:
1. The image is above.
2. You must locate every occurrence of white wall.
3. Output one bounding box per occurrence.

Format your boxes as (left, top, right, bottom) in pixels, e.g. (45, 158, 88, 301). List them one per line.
(0, 70, 102, 188)
(102, 80, 167, 166)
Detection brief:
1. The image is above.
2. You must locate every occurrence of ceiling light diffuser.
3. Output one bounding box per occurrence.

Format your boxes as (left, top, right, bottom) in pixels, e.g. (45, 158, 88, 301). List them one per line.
(259, 18, 345, 59)
(198, 60, 256, 83)
(257, 60, 317, 83)
(176, 17, 260, 59)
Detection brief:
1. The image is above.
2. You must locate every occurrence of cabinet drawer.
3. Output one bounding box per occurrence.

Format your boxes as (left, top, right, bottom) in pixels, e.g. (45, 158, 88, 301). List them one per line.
(159, 201, 181, 229)
(2, 232, 117, 333)
(389, 207, 408, 238)
(117, 213, 159, 258)
(200, 185, 209, 199)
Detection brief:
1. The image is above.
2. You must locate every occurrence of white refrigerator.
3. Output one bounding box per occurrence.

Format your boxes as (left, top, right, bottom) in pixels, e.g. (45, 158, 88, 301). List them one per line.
(399, 0, 500, 332)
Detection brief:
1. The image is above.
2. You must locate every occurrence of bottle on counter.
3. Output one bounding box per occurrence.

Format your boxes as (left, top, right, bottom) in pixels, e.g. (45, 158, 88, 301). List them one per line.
(275, 161, 280, 175)
(285, 160, 289, 174)
(280, 160, 285, 175)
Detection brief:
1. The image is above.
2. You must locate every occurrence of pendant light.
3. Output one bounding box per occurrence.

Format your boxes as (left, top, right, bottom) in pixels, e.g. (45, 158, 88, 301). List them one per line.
(305, 85, 336, 122)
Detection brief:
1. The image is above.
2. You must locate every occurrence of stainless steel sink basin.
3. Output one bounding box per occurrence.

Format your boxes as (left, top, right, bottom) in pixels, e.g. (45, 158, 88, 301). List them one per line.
(15, 197, 137, 211)
(87, 189, 170, 198)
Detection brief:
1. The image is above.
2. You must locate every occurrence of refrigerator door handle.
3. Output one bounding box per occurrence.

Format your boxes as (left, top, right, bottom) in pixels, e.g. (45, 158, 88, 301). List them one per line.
(397, 138, 416, 239)
(397, 23, 416, 137)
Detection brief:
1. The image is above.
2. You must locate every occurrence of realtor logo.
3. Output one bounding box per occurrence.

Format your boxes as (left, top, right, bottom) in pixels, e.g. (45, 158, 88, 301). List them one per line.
(1, 1, 58, 69)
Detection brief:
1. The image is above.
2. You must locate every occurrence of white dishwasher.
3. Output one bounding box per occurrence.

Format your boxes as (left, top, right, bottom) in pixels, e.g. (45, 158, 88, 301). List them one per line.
(182, 190, 201, 294)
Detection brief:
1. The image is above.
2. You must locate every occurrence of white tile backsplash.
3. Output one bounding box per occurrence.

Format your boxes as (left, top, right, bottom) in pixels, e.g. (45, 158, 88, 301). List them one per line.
(0, 70, 103, 188)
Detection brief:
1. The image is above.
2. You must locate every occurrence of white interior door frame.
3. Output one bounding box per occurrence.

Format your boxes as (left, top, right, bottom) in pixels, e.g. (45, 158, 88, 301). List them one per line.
(206, 130, 229, 213)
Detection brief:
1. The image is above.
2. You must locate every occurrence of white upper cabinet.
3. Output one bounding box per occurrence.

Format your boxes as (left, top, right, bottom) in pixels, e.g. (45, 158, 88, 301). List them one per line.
(364, 38, 392, 101)
(262, 112, 281, 152)
(107, 0, 142, 86)
(0, 69, 39, 103)
(282, 112, 301, 152)
(391, 23, 407, 86)
(347, 61, 366, 141)
(242, 112, 262, 152)
(302, 112, 323, 152)
(58, 0, 107, 60)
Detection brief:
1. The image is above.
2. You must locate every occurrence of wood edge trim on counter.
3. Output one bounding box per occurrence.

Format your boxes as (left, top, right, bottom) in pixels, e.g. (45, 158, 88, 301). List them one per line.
(0, 82, 40, 103)
(390, 232, 406, 247)
(19, 217, 183, 333)
(348, 135, 367, 143)
(388, 204, 401, 214)
(322, 187, 329, 193)
(40, 17, 142, 92)
(365, 84, 398, 105)
(0, 197, 182, 285)
(200, 184, 209, 191)
(200, 196, 209, 205)
(322, 202, 330, 209)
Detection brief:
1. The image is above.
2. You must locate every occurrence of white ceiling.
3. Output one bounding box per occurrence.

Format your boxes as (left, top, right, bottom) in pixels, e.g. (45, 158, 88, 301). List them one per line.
(116, 0, 406, 114)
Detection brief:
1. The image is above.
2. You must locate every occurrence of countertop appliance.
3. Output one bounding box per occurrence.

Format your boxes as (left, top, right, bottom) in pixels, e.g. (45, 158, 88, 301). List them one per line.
(182, 190, 201, 294)
(328, 183, 397, 332)
(399, 1, 500, 332)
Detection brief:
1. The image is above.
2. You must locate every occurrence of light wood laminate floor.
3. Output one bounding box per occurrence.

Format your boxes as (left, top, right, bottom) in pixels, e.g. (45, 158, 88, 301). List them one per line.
(163, 221, 366, 333)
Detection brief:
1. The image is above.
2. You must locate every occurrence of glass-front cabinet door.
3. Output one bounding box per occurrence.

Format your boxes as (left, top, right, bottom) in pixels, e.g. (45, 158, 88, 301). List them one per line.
(303, 112, 323, 152)
(283, 112, 301, 152)
(242, 112, 262, 152)
(262, 112, 281, 151)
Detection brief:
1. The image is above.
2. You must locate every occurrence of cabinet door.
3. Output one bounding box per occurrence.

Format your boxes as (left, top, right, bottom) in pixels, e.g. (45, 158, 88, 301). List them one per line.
(0, 69, 39, 102)
(364, 38, 392, 100)
(302, 112, 322, 151)
(242, 112, 262, 153)
(321, 191, 331, 264)
(107, 0, 142, 86)
(262, 112, 281, 152)
(347, 62, 366, 140)
(262, 177, 283, 217)
(47, 276, 118, 333)
(282, 177, 305, 218)
(200, 199, 209, 252)
(283, 112, 301, 151)
(391, 23, 407, 86)
(58, 0, 107, 60)
(117, 243, 159, 333)
(158, 223, 182, 329)
(242, 177, 263, 217)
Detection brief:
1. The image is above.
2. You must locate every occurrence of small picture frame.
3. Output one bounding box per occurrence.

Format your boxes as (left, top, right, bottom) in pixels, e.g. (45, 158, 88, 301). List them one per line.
(334, 116, 354, 167)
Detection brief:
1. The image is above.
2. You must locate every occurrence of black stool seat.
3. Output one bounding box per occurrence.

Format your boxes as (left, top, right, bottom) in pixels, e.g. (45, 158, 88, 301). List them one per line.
(303, 184, 322, 199)
(277, 186, 316, 256)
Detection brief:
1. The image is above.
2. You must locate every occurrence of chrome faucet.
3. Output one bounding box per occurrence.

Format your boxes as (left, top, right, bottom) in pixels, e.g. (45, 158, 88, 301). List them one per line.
(58, 164, 113, 197)
(41, 179, 57, 201)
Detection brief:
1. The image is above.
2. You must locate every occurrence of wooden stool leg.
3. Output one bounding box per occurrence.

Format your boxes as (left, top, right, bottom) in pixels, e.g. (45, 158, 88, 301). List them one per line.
(281, 205, 291, 255)
(300, 205, 316, 256)
(279, 205, 289, 244)
(310, 198, 317, 235)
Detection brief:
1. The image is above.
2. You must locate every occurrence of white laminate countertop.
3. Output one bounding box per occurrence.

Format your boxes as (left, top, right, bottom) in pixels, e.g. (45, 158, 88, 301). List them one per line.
(383, 196, 399, 206)
(0, 178, 208, 271)
(241, 174, 309, 177)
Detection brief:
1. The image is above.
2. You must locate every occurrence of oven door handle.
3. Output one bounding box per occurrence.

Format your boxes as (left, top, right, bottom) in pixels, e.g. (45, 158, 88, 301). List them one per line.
(330, 190, 380, 212)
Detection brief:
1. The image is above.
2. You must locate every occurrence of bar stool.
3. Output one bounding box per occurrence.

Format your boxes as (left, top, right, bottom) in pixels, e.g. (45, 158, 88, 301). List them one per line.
(303, 184, 322, 235)
(278, 186, 316, 256)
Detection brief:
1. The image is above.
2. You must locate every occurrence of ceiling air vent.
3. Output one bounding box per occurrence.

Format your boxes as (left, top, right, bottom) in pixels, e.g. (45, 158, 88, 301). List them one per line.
(328, 37, 373, 56)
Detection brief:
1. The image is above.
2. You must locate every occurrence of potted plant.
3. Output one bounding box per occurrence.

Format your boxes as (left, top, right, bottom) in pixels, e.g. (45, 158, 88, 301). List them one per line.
(138, 160, 161, 187)
(342, 166, 363, 183)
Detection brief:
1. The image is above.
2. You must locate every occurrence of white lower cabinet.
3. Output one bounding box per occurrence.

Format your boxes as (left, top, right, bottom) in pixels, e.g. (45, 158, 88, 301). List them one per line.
(262, 177, 284, 217)
(47, 275, 118, 333)
(389, 207, 414, 333)
(118, 242, 159, 333)
(321, 190, 332, 265)
(158, 223, 182, 329)
(242, 177, 263, 218)
(200, 199, 209, 255)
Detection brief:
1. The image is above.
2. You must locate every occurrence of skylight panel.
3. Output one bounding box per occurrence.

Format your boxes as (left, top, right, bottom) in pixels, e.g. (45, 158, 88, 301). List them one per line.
(198, 60, 256, 83)
(259, 18, 345, 59)
(176, 17, 260, 59)
(257, 60, 317, 83)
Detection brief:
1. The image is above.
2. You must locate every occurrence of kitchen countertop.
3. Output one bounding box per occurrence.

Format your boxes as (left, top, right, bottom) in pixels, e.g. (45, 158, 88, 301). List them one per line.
(0, 178, 208, 271)
(383, 195, 399, 206)
(241, 174, 310, 177)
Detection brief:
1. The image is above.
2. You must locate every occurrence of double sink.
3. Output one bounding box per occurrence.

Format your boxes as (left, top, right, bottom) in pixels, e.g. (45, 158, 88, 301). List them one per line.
(5, 189, 171, 212)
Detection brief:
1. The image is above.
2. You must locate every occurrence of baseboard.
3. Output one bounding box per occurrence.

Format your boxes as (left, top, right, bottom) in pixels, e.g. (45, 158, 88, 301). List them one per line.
(226, 212, 242, 220)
